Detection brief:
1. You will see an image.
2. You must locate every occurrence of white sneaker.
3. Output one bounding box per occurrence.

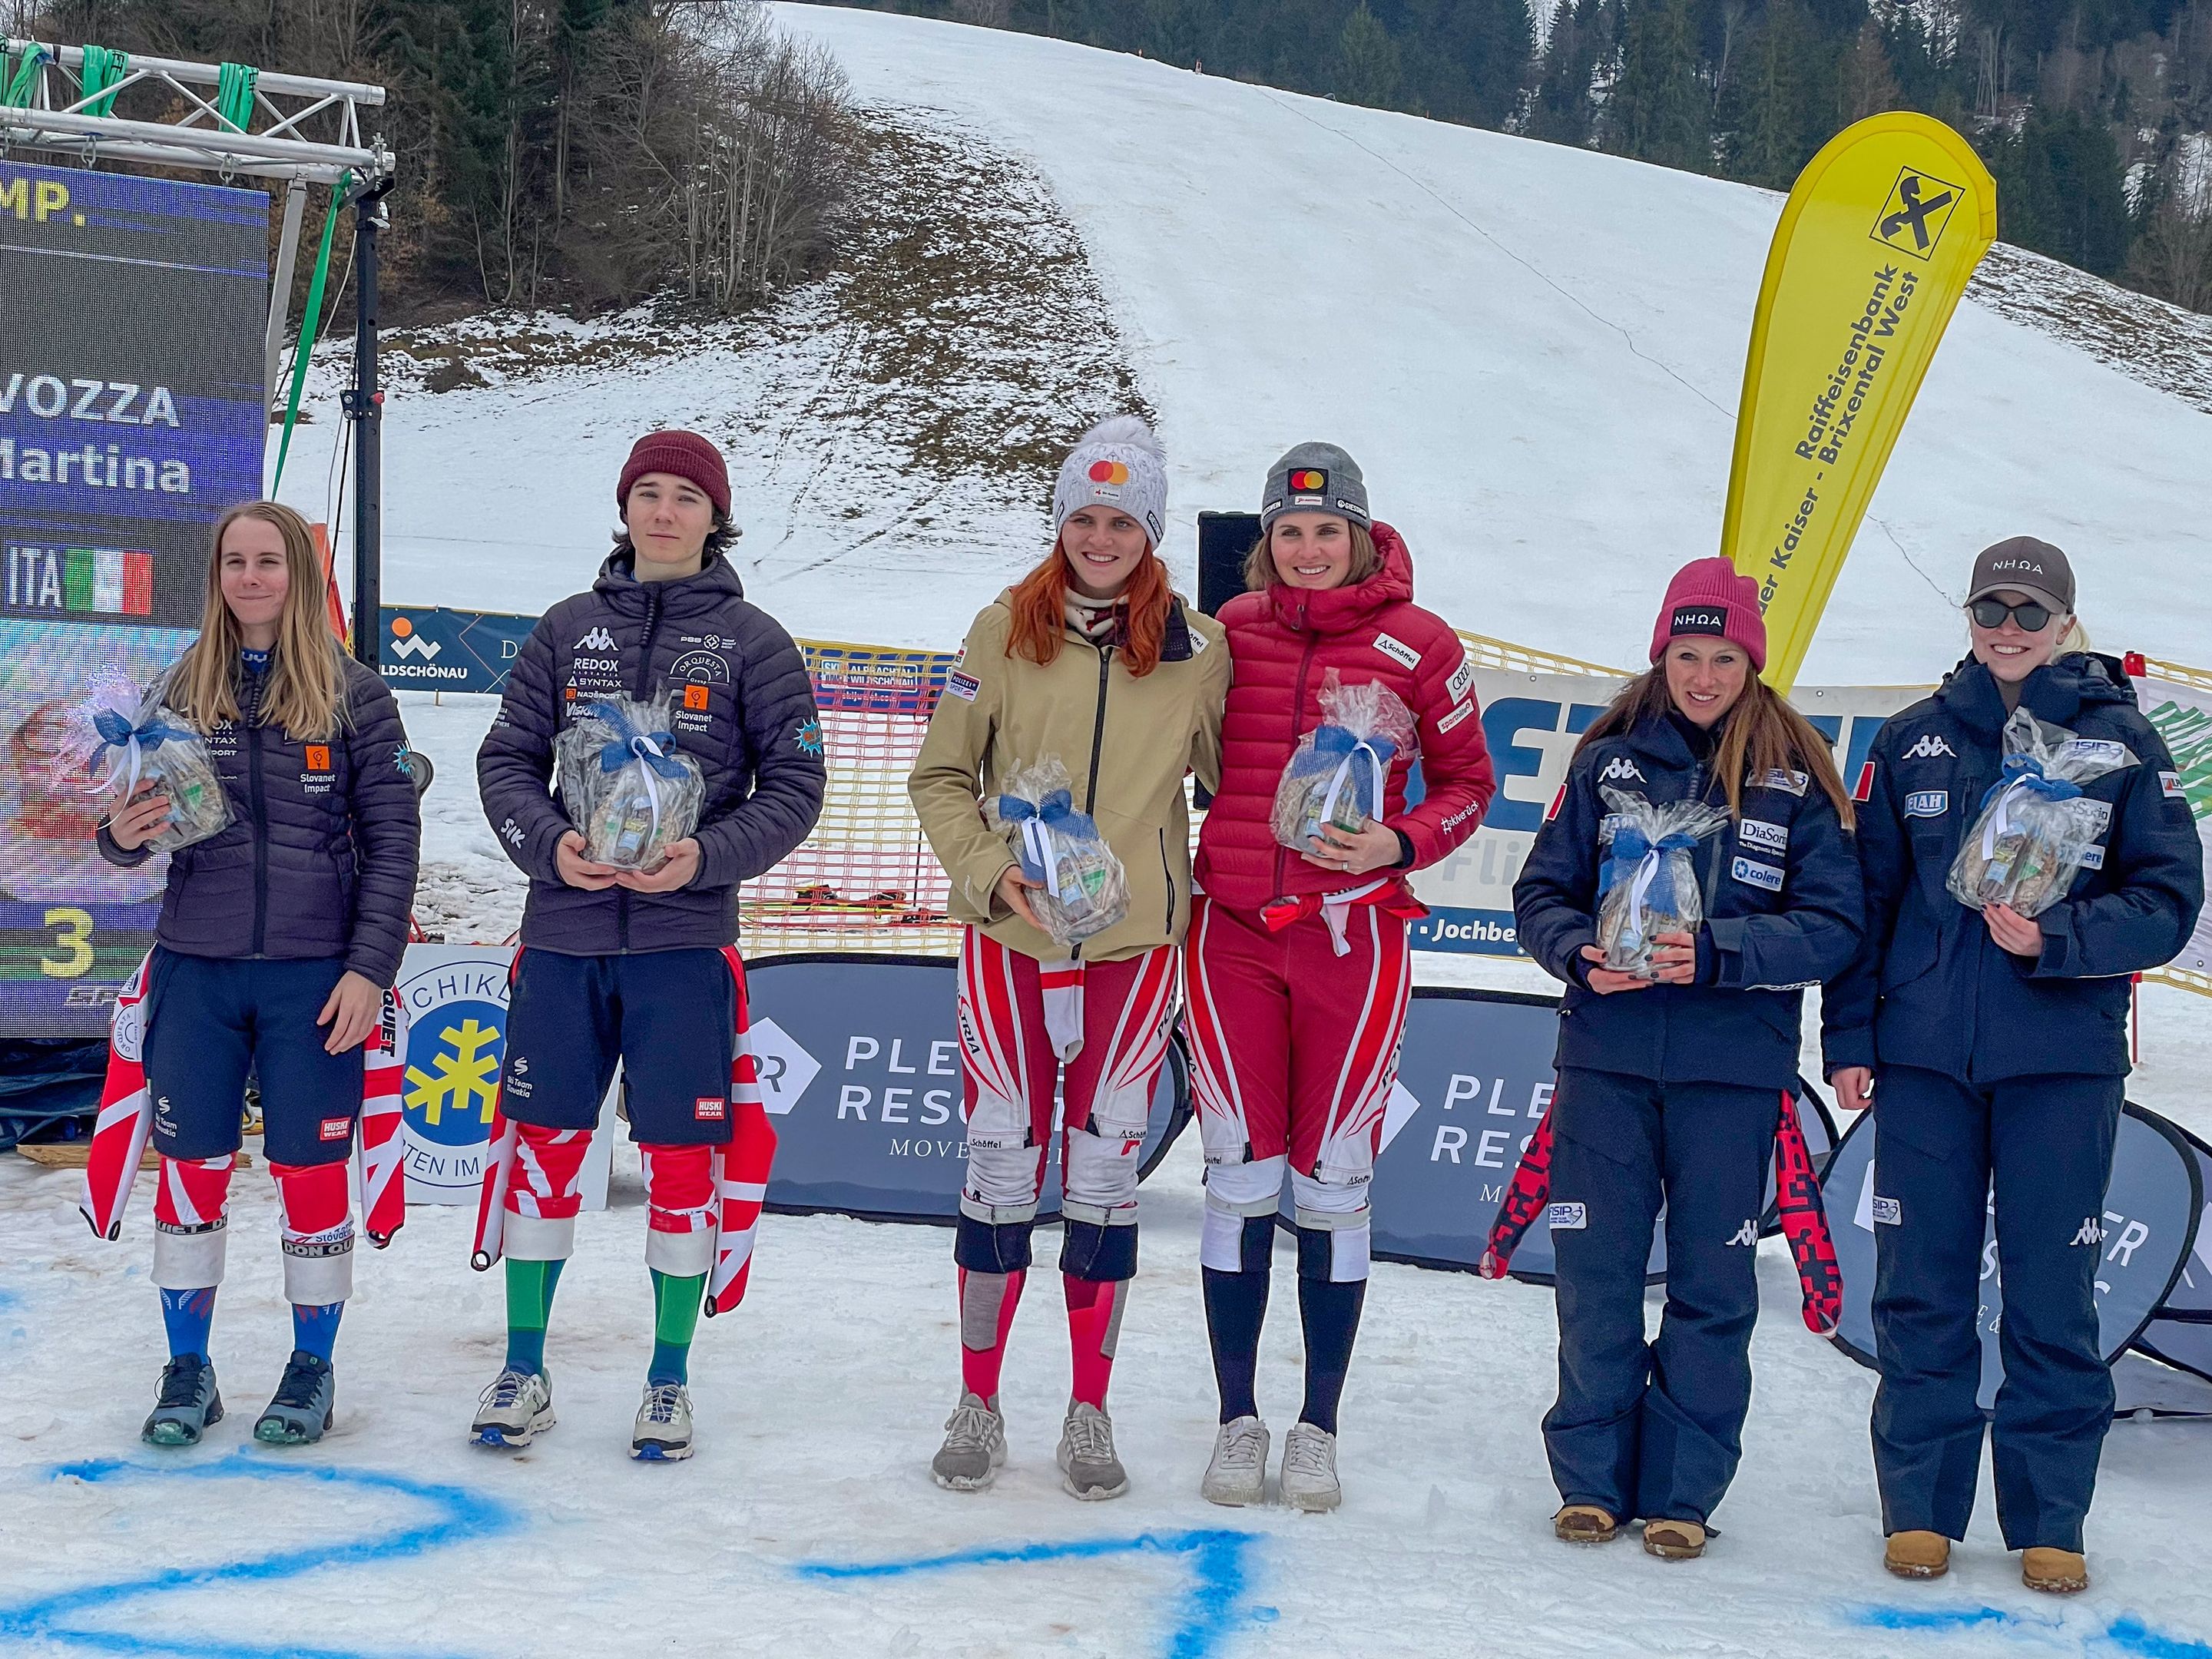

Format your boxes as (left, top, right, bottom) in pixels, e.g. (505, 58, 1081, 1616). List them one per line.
(631, 1382, 694, 1462)
(1280, 1421, 1341, 1512)
(1201, 1416, 1270, 1506)
(1056, 1400, 1129, 1501)
(932, 1392, 1007, 1491)
(471, 1367, 555, 1449)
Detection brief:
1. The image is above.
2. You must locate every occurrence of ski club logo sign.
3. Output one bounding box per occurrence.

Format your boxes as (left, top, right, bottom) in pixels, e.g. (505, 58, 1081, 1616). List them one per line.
(1821, 1103, 2203, 1407)
(1871, 167, 1963, 260)
(739, 954, 1188, 1221)
(392, 944, 514, 1202)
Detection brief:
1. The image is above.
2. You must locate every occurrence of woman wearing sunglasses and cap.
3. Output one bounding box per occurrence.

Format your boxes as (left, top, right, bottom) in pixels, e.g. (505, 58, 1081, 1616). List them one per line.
(1823, 537, 2203, 1594)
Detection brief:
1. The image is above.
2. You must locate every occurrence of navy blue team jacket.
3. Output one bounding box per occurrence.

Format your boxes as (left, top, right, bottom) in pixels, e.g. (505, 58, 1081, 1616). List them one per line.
(1822, 653, 2202, 1084)
(1514, 710, 1864, 1090)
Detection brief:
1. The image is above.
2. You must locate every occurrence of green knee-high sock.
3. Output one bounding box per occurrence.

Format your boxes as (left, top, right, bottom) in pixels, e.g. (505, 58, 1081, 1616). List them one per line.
(504, 1258, 565, 1376)
(648, 1269, 706, 1386)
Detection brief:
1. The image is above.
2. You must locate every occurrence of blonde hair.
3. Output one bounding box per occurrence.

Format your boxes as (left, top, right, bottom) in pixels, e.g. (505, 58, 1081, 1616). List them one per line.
(170, 502, 348, 742)
(1243, 519, 1382, 591)
(2057, 614, 2091, 654)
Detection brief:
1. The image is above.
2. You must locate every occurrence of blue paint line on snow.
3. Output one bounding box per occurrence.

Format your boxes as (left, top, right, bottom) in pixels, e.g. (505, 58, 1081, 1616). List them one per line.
(1846, 1604, 2212, 1656)
(0, 1451, 515, 1659)
(799, 1527, 1270, 1658)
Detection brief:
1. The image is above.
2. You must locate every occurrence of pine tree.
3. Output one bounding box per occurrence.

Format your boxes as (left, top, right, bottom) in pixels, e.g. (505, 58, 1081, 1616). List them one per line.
(1604, 0, 1710, 169)
(1338, 3, 1404, 108)
(1528, 0, 1610, 141)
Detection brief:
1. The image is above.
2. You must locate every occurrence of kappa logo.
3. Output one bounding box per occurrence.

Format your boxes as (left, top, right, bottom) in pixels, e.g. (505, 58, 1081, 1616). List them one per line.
(1902, 733, 1957, 760)
(1547, 1201, 1587, 1231)
(2070, 1216, 2107, 1247)
(573, 625, 615, 653)
(1598, 756, 1645, 784)
(1725, 1219, 1759, 1247)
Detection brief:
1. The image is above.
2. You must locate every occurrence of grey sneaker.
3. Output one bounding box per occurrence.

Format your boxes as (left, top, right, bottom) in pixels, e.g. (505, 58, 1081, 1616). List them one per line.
(1056, 1400, 1129, 1502)
(1280, 1421, 1341, 1512)
(253, 1351, 335, 1446)
(932, 1391, 1006, 1491)
(143, 1354, 224, 1448)
(631, 1382, 694, 1462)
(471, 1367, 555, 1449)
(1201, 1416, 1270, 1506)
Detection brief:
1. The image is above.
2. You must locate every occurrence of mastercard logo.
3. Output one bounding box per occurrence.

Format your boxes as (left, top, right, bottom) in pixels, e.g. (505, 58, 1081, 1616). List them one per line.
(1088, 460, 1130, 485)
(1288, 468, 1327, 492)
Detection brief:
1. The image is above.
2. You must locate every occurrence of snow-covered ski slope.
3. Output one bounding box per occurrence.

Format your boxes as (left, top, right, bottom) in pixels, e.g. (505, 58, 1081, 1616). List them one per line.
(766, 4, 2205, 681)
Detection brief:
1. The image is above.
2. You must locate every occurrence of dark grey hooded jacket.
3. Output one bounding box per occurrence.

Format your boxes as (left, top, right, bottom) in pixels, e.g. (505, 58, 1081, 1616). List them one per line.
(477, 548, 825, 954)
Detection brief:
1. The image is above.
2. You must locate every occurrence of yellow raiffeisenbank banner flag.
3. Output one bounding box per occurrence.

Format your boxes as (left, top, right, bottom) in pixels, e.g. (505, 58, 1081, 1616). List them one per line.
(1722, 113, 1998, 692)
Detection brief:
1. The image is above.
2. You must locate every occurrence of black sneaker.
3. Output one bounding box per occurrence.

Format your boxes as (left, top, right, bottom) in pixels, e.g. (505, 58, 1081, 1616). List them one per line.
(253, 1350, 336, 1445)
(143, 1354, 224, 1447)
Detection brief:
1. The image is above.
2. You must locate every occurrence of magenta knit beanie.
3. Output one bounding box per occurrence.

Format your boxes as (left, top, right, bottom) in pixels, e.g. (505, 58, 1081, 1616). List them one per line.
(1649, 557, 1767, 672)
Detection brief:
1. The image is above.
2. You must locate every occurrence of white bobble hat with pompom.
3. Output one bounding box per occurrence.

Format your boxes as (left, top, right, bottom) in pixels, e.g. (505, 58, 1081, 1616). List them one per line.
(1051, 415, 1167, 551)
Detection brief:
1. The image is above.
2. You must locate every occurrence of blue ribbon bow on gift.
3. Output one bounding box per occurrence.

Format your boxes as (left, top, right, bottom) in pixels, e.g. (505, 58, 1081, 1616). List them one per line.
(1309, 724, 1399, 829)
(995, 788, 1101, 897)
(1599, 824, 1700, 938)
(584, 701, 687, 778)
(1972, 752, 2083, 864)
(88, 707, 194, 797)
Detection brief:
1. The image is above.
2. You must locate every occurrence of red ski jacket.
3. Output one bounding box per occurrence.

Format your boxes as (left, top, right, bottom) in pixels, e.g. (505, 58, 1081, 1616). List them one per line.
(1194, 522, 1496, 912)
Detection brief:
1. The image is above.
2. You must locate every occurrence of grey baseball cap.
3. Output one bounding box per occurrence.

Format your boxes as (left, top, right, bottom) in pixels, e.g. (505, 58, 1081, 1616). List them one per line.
(1260, 442, 1370, 531)
(1968, 536, 2075, 614)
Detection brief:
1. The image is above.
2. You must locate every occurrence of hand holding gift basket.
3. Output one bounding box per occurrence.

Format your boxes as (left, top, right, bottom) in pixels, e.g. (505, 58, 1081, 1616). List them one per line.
(988, 757, 1129, 946)
(55, 665, 231, 855)
(1594, 786, 1727, 977)
(1270, 670, 1417, 852)
(555, 696, 705, 870)
(1947, 708, 2137, 918)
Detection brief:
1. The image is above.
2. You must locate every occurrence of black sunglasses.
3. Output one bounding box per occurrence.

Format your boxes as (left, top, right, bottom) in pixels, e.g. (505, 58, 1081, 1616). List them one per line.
(1969, 597, 2055, 632)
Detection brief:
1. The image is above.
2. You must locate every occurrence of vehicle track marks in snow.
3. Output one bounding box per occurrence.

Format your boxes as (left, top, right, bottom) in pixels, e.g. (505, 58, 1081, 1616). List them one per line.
(0, 1452, 517, 1659)
(797, 1528, 1273, 1658)
(1846, 1601, 2212, 1654)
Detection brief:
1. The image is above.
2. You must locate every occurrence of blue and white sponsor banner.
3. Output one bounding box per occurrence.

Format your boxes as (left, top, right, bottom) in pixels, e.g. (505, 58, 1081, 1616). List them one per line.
(1823, 1102, 2203, 1408)
(2133, 1121, 2212, 1384)
(741, 953, 1188, 1220)
(378, 606, 538, 696)
(1409, 671, 1916, 955)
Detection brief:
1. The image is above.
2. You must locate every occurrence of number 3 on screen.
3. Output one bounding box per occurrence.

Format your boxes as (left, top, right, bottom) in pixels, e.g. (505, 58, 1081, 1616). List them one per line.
(40, 908, 94, 979)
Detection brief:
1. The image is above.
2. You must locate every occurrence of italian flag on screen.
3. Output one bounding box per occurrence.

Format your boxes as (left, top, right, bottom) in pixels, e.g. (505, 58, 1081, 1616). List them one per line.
(65, 548, 154, 615)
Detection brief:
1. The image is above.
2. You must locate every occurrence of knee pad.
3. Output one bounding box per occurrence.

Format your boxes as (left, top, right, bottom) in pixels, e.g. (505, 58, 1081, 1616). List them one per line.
(504, 1123, 594, 1260)
(962, 1141, 1045, 1222)
(956, 1214, 1035, 1275)
(1204, 1154, 1287, 1217)
(151, 1154, 235, 1290)
(1060, 1216, 1137, 1283)
(1061, 1127, 1141, 1227)
(1291, 1172, 1371, 1284)
(641, 1144, 717, 1277)
(1200, 1209, 1277, 1276)
(272, 1160, 355, 1305)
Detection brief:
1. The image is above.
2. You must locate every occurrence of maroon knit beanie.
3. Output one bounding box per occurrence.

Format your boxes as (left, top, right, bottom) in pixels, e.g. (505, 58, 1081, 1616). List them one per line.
(1649, 557, 1767, 672)
(617, 429, 730, 518)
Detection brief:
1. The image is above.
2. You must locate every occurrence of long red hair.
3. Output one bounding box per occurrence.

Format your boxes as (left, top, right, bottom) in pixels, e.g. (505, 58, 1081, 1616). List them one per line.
(1005, 537, 1173, 677)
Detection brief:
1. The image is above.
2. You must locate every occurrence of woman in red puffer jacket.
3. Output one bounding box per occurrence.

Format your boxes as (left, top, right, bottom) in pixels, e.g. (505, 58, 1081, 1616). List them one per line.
(1186, 442, 1495, 1514)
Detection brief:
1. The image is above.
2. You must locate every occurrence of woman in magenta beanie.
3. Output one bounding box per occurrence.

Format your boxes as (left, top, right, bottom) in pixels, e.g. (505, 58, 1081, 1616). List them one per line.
(1511, 557, 1863, 1559)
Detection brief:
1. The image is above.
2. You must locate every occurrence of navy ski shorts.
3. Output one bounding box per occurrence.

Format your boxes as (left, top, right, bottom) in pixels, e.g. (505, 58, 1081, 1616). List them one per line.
(143, 949, 364, 1167)
(497, 947, 737, 1145)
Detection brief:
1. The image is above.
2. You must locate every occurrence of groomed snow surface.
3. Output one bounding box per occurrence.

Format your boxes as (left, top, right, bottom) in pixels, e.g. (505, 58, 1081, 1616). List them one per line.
(3, 980, 2212, 1659)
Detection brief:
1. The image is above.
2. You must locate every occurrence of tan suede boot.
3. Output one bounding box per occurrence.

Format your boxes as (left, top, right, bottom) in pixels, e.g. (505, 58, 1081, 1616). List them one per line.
(2022, 1548, 2088, 1594)
(1643, 1519, 1707, 1560)
(1884, 1531, 1951, 1579)
(1553, 1504, 1620, 1544)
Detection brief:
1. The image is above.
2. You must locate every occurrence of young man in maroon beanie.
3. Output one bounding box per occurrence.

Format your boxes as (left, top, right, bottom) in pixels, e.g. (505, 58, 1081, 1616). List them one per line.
(472, 430, 825, 1461)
